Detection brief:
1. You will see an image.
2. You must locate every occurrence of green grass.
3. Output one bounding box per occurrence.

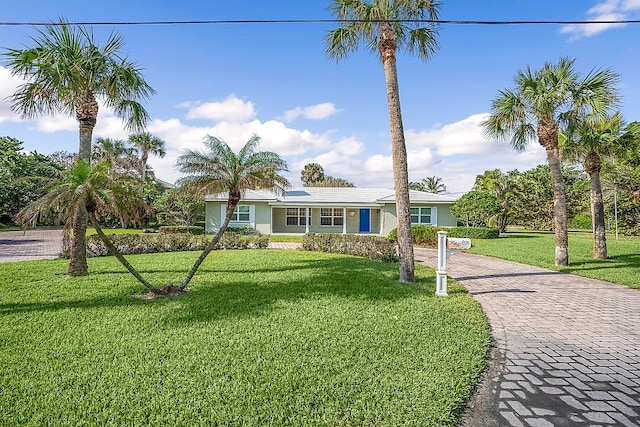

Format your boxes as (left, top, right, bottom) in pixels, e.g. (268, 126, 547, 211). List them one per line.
(0, 250, 489, 426)
(469, 230, 640, 290)
(268, 234, 304, 243)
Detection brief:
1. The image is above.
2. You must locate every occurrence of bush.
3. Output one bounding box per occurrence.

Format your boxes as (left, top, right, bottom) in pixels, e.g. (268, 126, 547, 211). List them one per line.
(224, 226, 259, 235)
(568, 213, 592, 230)
(302, 233, 398, 263)
(388, 225, 499, 246)
(158, 226, 204, 235)
(216, 233, 270, 250)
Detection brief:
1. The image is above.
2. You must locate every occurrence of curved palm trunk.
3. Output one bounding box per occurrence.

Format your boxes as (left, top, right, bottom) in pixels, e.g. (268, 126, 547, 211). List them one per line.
(585, 152, 607, 259)
(68, 94, 99, 276)
(179, 190, 241, 290)
(89, 212, 160, 293)
(68, 203, 89, 276)
(379, 23, 415, 283)
(539, 120, 569, 266)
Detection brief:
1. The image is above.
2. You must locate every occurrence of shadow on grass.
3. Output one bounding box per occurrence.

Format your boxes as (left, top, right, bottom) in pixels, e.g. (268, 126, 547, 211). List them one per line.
(1, 254, 452, 322)
(455, 271, 562, 281)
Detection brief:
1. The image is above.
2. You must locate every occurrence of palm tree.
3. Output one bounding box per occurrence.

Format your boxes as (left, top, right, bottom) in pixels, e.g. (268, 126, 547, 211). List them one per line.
(423, 176, 446, 194)
(483, 57, 618, 266)
(16, 160, 160, 293)
(326, 0, 441, 283)
(301, 163, 325, 186)
(129, 132, 166, 181)
(561, 113, 634, 258)
(174, 134, 289, 291)
(4, 20, 155, 276)
(92, 137, 138, 169)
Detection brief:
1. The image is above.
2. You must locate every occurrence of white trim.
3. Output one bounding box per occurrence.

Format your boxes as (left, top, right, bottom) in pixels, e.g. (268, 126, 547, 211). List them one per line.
(305, 207, 310, 233)
(343, 207, 347, 234)
(432, 207, 438, 225)
(249, 205, 256, 229)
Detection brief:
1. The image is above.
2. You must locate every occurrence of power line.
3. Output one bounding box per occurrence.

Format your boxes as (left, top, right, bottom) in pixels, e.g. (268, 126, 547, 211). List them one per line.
(0, 19, 639, 27)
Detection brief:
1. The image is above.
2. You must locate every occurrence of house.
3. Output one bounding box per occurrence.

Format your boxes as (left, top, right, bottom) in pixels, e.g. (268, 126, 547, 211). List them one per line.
(204, 187, 458, 236)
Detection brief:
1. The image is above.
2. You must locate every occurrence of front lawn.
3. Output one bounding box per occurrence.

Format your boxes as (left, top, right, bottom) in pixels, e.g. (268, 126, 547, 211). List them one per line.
(469, 231, 640, 290)
(0, 250, 489, 426)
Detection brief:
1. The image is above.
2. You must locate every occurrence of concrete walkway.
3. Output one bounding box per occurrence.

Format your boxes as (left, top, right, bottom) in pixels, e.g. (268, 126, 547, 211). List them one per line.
(2, 232, 638, 425)
(415, 248, 640, 427)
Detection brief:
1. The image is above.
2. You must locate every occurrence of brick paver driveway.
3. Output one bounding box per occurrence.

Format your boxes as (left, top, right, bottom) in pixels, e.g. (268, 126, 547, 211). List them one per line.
(415, 248, 639, 426)
(0, 228, 63, 263)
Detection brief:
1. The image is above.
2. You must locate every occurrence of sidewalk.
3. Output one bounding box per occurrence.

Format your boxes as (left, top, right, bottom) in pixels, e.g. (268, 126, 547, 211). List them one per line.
(415, 248, 640, 427)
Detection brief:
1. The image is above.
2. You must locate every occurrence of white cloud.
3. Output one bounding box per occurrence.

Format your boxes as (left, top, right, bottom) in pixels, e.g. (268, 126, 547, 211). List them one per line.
(560, 0, 640, 39)
(283, 102, 343, 122)
(0, 66, 25, 123)
(185, 95, 256, 122)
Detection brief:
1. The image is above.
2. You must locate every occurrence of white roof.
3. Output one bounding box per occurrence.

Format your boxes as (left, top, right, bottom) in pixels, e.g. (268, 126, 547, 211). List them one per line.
(205, 187, 457, 206)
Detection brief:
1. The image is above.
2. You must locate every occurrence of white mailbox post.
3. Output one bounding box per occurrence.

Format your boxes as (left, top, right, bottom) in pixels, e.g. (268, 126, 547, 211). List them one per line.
(436, 231, 448, 296)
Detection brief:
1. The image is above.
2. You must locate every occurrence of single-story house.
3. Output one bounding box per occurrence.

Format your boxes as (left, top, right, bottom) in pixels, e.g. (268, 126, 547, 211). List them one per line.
(205, 187, 458, 236)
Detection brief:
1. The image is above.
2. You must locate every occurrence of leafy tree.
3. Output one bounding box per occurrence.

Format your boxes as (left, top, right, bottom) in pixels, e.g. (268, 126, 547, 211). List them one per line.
(451, 191, 500, 228)
(153, 187, 205, 226)
(313, 176, 356, 187)
(0, 137, 62, 224)
(16, 160, 159, 293)
(326, 0, 441, 282)
(174, 134, 289, 291)
(409, 176, 446, 194)
(301, 163, 325, 185)
(4, 20, 155, 276)
(474, 169, 518, 233)
(129, 132, 166, 182)
(483, 57, 618, 266)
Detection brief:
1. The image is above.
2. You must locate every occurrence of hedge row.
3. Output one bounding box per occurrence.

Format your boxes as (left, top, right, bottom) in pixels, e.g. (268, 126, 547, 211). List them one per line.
(388, 225, 499, 246)
(302, 233, 398, 263)
(64, 232, 269, 258)
(158, 226, 204, 235)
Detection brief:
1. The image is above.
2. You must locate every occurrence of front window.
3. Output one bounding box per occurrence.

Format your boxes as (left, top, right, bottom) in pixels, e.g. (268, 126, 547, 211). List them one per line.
(286, 208, 309, 226)
(231, 205, 250, 222)
(410, 207, 432, 224)
(320, 208, 344, 226)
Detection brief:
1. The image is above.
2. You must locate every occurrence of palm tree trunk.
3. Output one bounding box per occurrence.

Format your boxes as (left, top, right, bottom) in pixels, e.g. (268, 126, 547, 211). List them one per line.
(141, 152, 148, 182)
(68, 203, 89, 276)
(546, 146, 569, 266)
(379, 23, 414, 283)
(590, 174, 607, 259)
(89, 212, 160, 293)
(178, 191, 241, 290)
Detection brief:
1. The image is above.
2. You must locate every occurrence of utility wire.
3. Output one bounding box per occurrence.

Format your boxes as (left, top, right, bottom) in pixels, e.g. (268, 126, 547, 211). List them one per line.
(0, 19, 639, 27)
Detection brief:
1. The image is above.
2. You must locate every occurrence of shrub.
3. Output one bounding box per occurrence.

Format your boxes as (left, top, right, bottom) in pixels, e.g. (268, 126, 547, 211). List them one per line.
(302, 233, 398, 263)
(388, 225, 499, 246)
(568, 213, 592, 230)
(224, 226, 259, 235)
(158, 226, 204, 235)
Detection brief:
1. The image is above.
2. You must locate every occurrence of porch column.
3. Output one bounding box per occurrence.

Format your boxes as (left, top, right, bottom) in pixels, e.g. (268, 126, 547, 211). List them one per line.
(305, 207, 309, 233)
(343, 207, 347, 234)
(270, 207, 273, 234)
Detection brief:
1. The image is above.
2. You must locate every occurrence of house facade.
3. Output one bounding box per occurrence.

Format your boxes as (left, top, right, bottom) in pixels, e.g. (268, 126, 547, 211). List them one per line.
(204, 187, 458, 236)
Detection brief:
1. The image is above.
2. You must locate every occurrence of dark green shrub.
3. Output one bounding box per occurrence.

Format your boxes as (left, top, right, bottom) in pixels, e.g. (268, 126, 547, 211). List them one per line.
(158, 226, 204, 235)
(447, 227, 499, 239)
(568, 213, 592, 230)
(225, 226, 259, 235)
(302, 233, 398, 263)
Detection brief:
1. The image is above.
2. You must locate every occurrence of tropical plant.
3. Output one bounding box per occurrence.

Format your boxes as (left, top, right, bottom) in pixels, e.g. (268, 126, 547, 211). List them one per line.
(483, 57, 618, 266)
(326, 0, 441, 282)
(301, 162, 325, 186)
(312, 176, 356, 187)
(92, 137, 138, 170)
(560, 112, 632, 258)
(4, 20, 154, 276)
(409, 176, 446, 194)
(474, 169, 518, 233)
(16, 160, 159, 293)
(451, 191, 501, 228)
(174, 134, 290, 291)
(129, 132, 166, 181)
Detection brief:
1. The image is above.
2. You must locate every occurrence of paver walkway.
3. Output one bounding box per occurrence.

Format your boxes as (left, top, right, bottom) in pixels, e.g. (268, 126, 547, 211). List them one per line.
(415, 248, 640, 427)
(0, 228, 63, 263)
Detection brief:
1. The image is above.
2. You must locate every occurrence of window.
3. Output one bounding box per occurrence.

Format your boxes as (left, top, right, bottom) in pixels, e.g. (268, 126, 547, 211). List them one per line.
(410, 207, 432, 224)
(286, 208, 309, 226)
(231, 205, 250, 222)
(320, 208, 344, 226)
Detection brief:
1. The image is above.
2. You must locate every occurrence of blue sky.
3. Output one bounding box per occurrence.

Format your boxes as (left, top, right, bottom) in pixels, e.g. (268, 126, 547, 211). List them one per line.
(1, 0, 639, 194)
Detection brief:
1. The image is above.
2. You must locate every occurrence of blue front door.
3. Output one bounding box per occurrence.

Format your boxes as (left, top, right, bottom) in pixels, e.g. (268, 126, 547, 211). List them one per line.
(359, 209, 370, 233)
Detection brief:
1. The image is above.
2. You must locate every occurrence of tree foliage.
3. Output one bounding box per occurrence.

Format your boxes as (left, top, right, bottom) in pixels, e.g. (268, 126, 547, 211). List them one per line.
(451, 191, 501, 228)
(301, 163, 355, 187)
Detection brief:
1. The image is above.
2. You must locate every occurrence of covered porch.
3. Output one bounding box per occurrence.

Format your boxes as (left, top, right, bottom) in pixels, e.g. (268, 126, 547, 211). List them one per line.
(271, 206, 382, 235)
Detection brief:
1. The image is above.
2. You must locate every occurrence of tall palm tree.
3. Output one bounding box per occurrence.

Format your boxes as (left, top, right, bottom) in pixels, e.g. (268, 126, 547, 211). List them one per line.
(92, 137, 138, 169)
(326, 0, 441, 283)
(129, 132, 166, 181)
(301, 162, 325, 186)
(483, 57, 618, 266)
(561, 113, 634, 258)
(16, 160, 159, 293)
(423, 176, 446, 194)
(4, 20, 155, 276)
(174, 134, 289, 291)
